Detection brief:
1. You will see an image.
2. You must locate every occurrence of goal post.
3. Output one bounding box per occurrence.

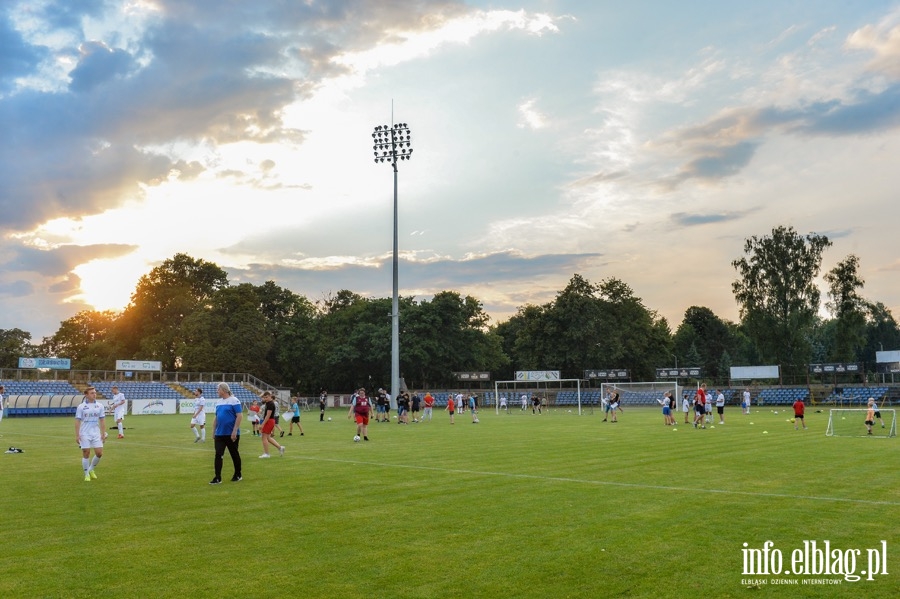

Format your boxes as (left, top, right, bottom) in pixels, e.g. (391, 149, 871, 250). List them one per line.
(599, 381, 682, 410)
(825, 409, 897, 437)
(492, 379, 587, 415)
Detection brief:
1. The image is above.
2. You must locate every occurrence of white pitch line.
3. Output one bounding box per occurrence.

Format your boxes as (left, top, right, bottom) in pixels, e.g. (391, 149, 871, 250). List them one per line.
(11, 431, 900, 506)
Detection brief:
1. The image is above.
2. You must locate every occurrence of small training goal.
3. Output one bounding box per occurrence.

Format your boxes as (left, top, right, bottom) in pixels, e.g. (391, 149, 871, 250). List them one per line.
(825, 409, 896, 437)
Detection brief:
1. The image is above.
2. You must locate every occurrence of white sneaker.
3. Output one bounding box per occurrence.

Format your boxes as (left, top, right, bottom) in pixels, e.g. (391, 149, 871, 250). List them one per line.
(259, 454, 271, 458)
(279, 446, 285, 457)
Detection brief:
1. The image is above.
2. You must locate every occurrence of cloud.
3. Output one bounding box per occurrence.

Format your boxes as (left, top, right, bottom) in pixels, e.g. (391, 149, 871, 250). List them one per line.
(227, 249, 602, 301)
(517, 98, 547, 129)
(2, 243, 137, 277)
(0, 279, 33, 297)
(0, 13, 47, 93)
(68, 41, 135, 93)
(846, 20, 900, 79)
(672, 141, 759, 183)
(671, 210, 755, 227)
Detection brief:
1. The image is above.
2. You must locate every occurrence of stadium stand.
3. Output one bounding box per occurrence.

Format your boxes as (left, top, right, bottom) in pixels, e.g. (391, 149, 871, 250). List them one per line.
(756, 387, 809, 405)
(91, 381, 184, 400)
(824, 386, 889, 405)
(2, 380, 84, 416)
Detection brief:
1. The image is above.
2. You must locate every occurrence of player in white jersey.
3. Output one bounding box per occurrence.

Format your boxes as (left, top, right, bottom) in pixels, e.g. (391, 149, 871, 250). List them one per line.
(0, 384, 5, 431)
(190, 387, 207, 443)
(75, 386, 107, 481)
(111, 385, 127, 438)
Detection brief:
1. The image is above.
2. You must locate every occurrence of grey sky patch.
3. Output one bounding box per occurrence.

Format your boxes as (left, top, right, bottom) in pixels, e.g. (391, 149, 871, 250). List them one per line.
(790, 84, 900, 136)
(671, 211, 750, 227)
(0, 279, 33, 297)
(4, 243, 137, 277)
(48, 274, 82, 294)
(226, 250, 603, 303)
(678, 141, 758, 181)
(0, 14, 47, 92)
(818, 228, 853, 240)
(68, 41, 135, 93)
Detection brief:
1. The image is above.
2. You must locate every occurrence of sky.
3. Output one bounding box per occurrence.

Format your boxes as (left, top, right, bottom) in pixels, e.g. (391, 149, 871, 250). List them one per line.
(2, 0, 900, 342)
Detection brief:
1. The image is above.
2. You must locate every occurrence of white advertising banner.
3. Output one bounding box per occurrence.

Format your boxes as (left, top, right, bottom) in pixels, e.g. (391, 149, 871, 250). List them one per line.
(115, 359, 162, 372)
(515, 370, 560, 381)
(730, 365, 780, 380)
(178, 398, 207, 414)
(875, 350, 900, 363)
(130, 399, 177, 415)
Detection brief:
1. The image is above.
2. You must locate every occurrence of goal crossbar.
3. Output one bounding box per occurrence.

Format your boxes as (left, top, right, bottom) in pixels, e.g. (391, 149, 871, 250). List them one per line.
(825, 409, 897, 437)
(493, 379, 585, 415)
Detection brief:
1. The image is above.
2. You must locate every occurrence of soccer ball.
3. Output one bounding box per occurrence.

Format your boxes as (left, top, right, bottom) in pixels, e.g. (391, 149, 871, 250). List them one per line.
(327, 417, 332, 421)
(353, 435, 361, 442)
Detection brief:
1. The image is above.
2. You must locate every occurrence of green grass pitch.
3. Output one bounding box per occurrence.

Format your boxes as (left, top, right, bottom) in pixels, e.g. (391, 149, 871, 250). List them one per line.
(1, 406, 897, 598)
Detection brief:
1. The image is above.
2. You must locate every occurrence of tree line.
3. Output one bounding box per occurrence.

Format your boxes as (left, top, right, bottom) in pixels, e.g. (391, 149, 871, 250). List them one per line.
(1, 226, 898, 392)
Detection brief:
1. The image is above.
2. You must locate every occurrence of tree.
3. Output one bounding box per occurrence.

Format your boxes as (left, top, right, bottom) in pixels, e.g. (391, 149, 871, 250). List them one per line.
(178, 284, 272, 375)
(823, 254, 866, 362)
(732, 226, 831, 378)
(116, 253, 229, 370)
(402, 291, 507, 388)
(0, 328, 34, 368)
(497, 275, 671, 380)
(675, 306, 752, 380)
(862, 302, 900, 369)
(40, 310, 119, 370)
(253, 281, 318, 388)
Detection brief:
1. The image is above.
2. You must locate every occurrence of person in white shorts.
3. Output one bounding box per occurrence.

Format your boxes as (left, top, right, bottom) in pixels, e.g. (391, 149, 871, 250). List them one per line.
(499, 395, 507, 412)
(190, 387, 206, 443)
(111, 385, 127, 438)
(76, 386, 107, 481)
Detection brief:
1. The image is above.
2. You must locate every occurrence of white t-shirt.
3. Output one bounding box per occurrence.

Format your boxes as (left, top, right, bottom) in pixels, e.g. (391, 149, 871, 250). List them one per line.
(76, 400, 106, 436)
(742, 391, 750, 405)
(112, 392, 127, 417)
(716, 393, 725, 407)
(191, 396, 206, 425)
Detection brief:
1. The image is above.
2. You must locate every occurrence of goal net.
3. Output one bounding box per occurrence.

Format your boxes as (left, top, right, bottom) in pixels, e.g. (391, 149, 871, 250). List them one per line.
(599, 382, 682, 411)
(492, 379, 590, 415)
(825, 409, 897, 437)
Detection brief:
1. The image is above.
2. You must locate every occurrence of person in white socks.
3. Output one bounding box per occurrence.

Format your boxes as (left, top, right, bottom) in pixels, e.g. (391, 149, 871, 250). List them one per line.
(111, 385, 127, 438)
(190, 387, 206, 443)
(75, 386, 107, 481)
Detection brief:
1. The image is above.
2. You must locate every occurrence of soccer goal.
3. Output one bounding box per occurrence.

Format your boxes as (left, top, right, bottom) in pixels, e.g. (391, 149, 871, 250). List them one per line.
(599, 381, 682, 410)
(825, 409, 897, 437)
(492, 379, 589, 415)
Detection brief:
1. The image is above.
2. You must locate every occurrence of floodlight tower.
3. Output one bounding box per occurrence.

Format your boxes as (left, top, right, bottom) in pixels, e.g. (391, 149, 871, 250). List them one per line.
(372, 121, 412, 410)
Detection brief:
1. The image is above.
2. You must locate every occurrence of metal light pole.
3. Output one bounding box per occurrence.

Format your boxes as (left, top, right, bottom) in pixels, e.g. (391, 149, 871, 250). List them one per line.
(372, 122, 412, 410)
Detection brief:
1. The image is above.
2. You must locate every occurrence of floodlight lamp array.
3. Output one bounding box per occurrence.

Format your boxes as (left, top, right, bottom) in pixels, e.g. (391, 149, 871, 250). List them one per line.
(372, 123, 413, 164)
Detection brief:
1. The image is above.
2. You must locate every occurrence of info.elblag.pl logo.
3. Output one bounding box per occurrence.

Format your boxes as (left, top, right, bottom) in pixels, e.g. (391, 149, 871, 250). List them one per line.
(742, 540, 889, 584)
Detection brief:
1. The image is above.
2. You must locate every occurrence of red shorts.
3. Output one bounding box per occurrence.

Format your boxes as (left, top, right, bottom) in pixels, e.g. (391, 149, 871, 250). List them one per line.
(355, 414, 369, 425)
(261, 419, 276, 434)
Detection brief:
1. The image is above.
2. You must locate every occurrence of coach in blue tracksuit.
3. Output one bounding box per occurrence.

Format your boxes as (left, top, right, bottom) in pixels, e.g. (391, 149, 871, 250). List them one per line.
(210, 382, 243, 484)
